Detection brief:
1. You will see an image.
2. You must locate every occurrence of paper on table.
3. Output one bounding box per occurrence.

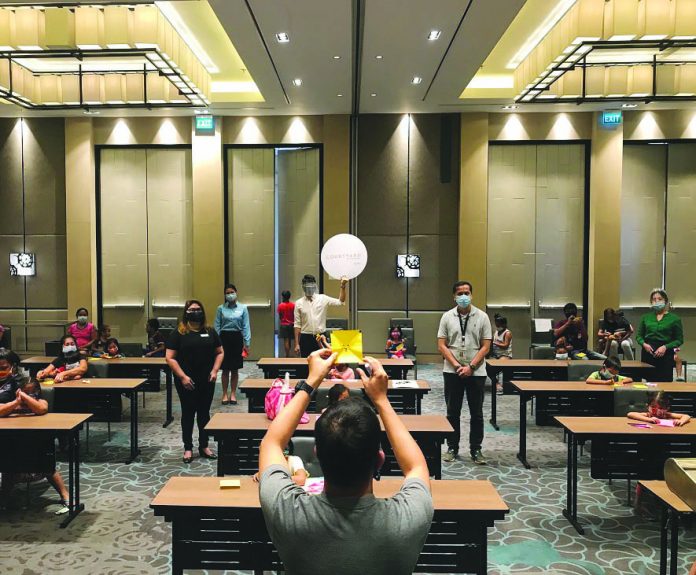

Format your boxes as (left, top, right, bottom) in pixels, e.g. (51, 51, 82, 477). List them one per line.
(219, 479, 241, 489)
(330, 330, 364, 364)
(391, 380, 419, 389)
(303, 477, 325, 495)
(632, 384, 648, 389)
(657, 419, 675, 427)
(534, 318, 552, 332)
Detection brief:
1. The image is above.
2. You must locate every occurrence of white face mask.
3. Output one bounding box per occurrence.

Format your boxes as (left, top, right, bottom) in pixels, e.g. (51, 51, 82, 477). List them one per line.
(63, 345, 77, 355)
(303, 284, 317, 297)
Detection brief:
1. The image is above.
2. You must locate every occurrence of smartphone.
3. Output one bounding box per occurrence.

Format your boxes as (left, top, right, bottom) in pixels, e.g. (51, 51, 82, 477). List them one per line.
(363, 363, 372, 377)
(188, 379, 196, 389)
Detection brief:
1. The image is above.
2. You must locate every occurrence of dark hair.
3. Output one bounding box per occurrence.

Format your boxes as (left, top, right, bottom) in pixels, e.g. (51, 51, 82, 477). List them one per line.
(452, 281, 473, 294)
(98, 324, 111, 337)
(650, 288, 669, 305)
(390, 326, 403, 337)
(603, 308, 616, 322)
(105, 338, 121, 353)
(604, 356, 622, 371)
(281, 290, 291, 301)
(75, 307, 89, 317)
(648, 390, 669, 409)
(494, 314, 508, 328)
(302, 274, 317, 285)
(327, 383, 348, 408)
(563, 303, 578, 315)
(225, 283, 237, 292)
(146, 318, 160, 331)
(0, 347, 21, 368)
(178, 300, 208, 334)
(315, 397, 381, 488)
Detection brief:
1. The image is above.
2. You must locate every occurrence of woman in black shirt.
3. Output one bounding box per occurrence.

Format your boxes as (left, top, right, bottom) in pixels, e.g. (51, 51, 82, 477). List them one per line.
(36, 334, 88, 383)
(166, 300, 224, 464)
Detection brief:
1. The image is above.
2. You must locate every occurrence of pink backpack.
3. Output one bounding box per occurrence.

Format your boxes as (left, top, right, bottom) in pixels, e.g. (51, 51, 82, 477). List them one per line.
(265, 373, 310, 424)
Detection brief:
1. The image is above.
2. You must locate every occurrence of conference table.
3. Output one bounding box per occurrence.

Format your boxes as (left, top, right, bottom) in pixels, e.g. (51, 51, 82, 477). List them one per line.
(512, 381, 696, 469)
(0, 412, 91, 527)
(239, 378, 431, 414)
(257, 357, 413, 379)
(639, 480, 694, 575)
(487, 359, 655, 429)
(49, 378, 146, 464)
(151, 476, 509, 575)
(206, 412, 452, 479)
(21, 356, 174, 428)
(556, 416, 696, 535)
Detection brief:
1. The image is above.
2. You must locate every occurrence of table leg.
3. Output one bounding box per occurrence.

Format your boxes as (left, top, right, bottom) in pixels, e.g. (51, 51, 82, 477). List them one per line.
(517, 393, 531, 469)
(660, 505, 668, 575)
(432, 439, 442, 479)
(61, 428, 84, 528)
(416, 393, 422, 415)
(163, 368, 174, 428)
(172, 521, 183, 575)
(489, 368, 500, 431)
(562, 431, 584, 535)
(126, 390, 140, 464)
(669, 509, 679, 575)
(217, 438, 224, 477)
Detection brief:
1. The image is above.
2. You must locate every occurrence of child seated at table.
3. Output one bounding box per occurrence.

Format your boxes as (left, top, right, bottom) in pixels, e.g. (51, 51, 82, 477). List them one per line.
(327, 383, 350, 410)
(90, 324, 111, 357)
(628, 390, 691, 426)
(144, 318, 165, 358)
(37, 335, 88, 383)
(385, 326, 406, 359)
(253, 441, 308, 486)
(328, 363, 355, 381)
(101, 338, 124, 359)
(586, 356, 634, 385)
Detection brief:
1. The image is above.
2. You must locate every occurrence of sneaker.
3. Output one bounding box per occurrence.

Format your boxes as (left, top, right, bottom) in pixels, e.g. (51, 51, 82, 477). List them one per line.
(471, 450, 488, 465)
(54, 500, 69, 516)
(442, 449, 458, 462)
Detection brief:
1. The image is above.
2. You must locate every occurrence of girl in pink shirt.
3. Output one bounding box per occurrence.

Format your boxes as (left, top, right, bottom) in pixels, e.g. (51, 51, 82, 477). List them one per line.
(328, 363, 355, 381)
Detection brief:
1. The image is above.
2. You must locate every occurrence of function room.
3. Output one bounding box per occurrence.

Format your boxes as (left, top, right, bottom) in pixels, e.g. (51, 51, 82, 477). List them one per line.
(3, 0, 696, 574)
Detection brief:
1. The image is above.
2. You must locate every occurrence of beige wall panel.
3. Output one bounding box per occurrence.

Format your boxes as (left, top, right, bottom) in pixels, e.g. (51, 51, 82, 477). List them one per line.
(0, 235, 26, 308)
(93, 117, 191, 146)
(23, 118, 66, 236)
(535, 145, 585, 308)
(0, 309, 26, 351)
(488, 112, 592, 141)
(146, 149, 193, 316)
(624, 110, 696, 141)
(0, 119, 24, 235)
(357, 236, 407, 310)
(621, 145, 666, 306)
(26, 309, 68, 352)
(356, 310, 395, 354)
(277, 148, 320, 301)
(228, 148, 275, 358)
(223, 116, 323, 145)
(487, 145, 536, 306)
(676, 312, 696, 362)
(407, 234, 458, 312)
(99, 148, 148, 342)
(357, 115, 408, 236)
(410, 311, 447, 355)
(409, 115, 459, 236)
(25, 235, 67, 309)
(666, 143, 696, 307)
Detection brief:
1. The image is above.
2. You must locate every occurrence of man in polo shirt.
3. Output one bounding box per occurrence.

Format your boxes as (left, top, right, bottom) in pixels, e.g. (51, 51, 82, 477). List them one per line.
(258, 350, 434, 575)
(293, 274, 348, 357)
(437, 280, 492, 464)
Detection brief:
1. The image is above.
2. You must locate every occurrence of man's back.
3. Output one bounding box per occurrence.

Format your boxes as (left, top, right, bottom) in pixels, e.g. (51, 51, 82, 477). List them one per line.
(260, 465, 433, 575)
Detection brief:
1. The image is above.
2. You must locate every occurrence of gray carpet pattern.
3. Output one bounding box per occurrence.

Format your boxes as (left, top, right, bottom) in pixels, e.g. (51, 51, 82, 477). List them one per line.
(1, 362, 695, 574)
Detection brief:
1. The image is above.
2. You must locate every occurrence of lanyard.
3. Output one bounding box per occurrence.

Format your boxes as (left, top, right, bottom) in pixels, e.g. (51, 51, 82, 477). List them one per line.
(458, 312, 471, 346)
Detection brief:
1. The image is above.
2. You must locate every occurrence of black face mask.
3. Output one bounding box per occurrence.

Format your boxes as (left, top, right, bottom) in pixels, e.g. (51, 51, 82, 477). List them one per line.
(186, 310, 204, 322)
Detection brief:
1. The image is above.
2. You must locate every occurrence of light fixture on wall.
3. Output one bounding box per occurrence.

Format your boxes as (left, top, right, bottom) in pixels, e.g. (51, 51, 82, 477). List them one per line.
(396, 254, 420, 278)
(9, 252, 35, 276)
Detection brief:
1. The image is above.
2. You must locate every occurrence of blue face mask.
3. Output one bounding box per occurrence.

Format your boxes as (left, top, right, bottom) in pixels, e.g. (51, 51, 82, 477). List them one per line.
(652, 301, 666, 312)
(455, 294, 471, 308)
(226, 293, 237, 303)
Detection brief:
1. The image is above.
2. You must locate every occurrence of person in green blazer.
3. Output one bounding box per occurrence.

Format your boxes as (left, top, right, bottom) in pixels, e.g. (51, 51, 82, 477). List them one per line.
(636, 288, 684, 381)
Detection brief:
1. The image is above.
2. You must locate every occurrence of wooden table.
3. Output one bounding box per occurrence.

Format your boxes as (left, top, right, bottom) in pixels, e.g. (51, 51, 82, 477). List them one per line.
(21, 356, 174, 428)
(512, 381, 696, 469)
(151, 476, 509, 575)
(0, 413, 91, 527)
(257, 357, 414, 379)
(49, 378, 146, 464)
(239, 378, 431, 414)
(639, 480, 694, 575)
(487, 359, 655, 429)
(556, 416, 696, 535)
(206, 412, 452, 479)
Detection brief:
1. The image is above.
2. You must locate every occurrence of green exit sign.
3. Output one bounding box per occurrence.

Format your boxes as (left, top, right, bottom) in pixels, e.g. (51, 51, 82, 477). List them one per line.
(195, 115, 215, 135)
(601, 110, 622, 127)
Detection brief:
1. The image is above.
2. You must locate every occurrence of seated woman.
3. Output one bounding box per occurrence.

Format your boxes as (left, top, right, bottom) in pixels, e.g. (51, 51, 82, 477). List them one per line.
(67, 307, 97, 355)
(0, 348, 70, 514)
(36, 335, 88, 383)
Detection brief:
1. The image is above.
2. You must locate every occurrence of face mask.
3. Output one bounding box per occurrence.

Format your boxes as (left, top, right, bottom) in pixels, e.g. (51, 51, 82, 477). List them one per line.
(497, 327, 505, 333)
(652, 301, 666, 312)
(63, 345, 77, 355)
(600, 369, 612, 380)
(555, 353, 568, 360)
(77, 315, 88, 325)
(225, 293, 237, 303)
(391, 331, 400, 339)
(455, 294, 471, 308)
(565, 311, 576, 319)
(303, 284, 317, 297)
(0, 369, 12, 380)
(186, 310, 203, 322)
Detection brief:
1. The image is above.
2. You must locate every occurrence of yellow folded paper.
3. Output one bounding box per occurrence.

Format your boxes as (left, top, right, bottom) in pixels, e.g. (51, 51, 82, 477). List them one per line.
(219, 479, 241, 489)
(632, 384, 648, 389)
(331, 330, 364, 364)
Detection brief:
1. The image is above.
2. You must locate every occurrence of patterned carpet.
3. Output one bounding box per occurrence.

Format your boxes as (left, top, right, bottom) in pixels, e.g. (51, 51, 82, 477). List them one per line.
(1, 362, 695, 574)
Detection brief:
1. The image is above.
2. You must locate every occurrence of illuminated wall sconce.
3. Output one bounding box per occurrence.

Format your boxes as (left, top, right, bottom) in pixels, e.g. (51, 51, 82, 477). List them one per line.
(396, 254, 420, 278)
(9, 252, 35, 276)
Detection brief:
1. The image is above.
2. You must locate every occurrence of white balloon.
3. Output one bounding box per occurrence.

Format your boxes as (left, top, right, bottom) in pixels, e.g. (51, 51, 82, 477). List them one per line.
(321, 234, 368, 280)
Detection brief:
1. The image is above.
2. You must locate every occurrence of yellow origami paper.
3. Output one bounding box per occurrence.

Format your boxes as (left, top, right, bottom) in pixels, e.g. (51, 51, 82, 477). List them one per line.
(330, 330, 364, 364)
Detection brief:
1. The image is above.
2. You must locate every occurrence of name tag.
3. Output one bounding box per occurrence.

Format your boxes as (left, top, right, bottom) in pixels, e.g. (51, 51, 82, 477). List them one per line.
(200, 333, 209, 338)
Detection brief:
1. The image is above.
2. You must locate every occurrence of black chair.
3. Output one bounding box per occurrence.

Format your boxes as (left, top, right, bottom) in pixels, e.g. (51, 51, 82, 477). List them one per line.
(119, 342, 146, 357)
(326, 318, 348, 330)
(291, 437, 323, 478)
(529, 318, 554, 358)
(44, 340, 61, 356)
(390, 318, 413, 329)
(315, 386, 363, 412)
(0, 326, 11, 349)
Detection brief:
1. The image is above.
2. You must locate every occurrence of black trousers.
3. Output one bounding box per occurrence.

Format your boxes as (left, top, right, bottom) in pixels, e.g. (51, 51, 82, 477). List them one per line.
(299, 333, 322, 358)
(175, 374, 215, 451)
(641, 345, 675, 382)
(443, 373, 486, 453)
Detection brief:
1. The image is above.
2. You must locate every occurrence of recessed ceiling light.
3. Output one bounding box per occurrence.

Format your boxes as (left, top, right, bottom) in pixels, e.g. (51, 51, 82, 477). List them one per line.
(370, 93, 377, 97)
(502, 105, 518, 110)
(411, 76, 422, 85)
(292, 78, 302, 87)
(428, 30, 441, 41)
(193, 108, 209, 114)
(337, 93, 344, 97)
(275, 32, 290, 43)
(375, 55, 383, 60)
(622, 103, 638, 108)
(333, 55, 341, 60)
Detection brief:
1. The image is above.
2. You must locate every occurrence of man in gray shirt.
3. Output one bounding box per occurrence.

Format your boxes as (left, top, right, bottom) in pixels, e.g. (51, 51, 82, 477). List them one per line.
(259, 350, 434, 575)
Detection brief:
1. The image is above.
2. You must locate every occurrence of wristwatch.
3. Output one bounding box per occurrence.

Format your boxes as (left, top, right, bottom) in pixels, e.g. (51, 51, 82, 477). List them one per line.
(295, 380, 315, 397)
